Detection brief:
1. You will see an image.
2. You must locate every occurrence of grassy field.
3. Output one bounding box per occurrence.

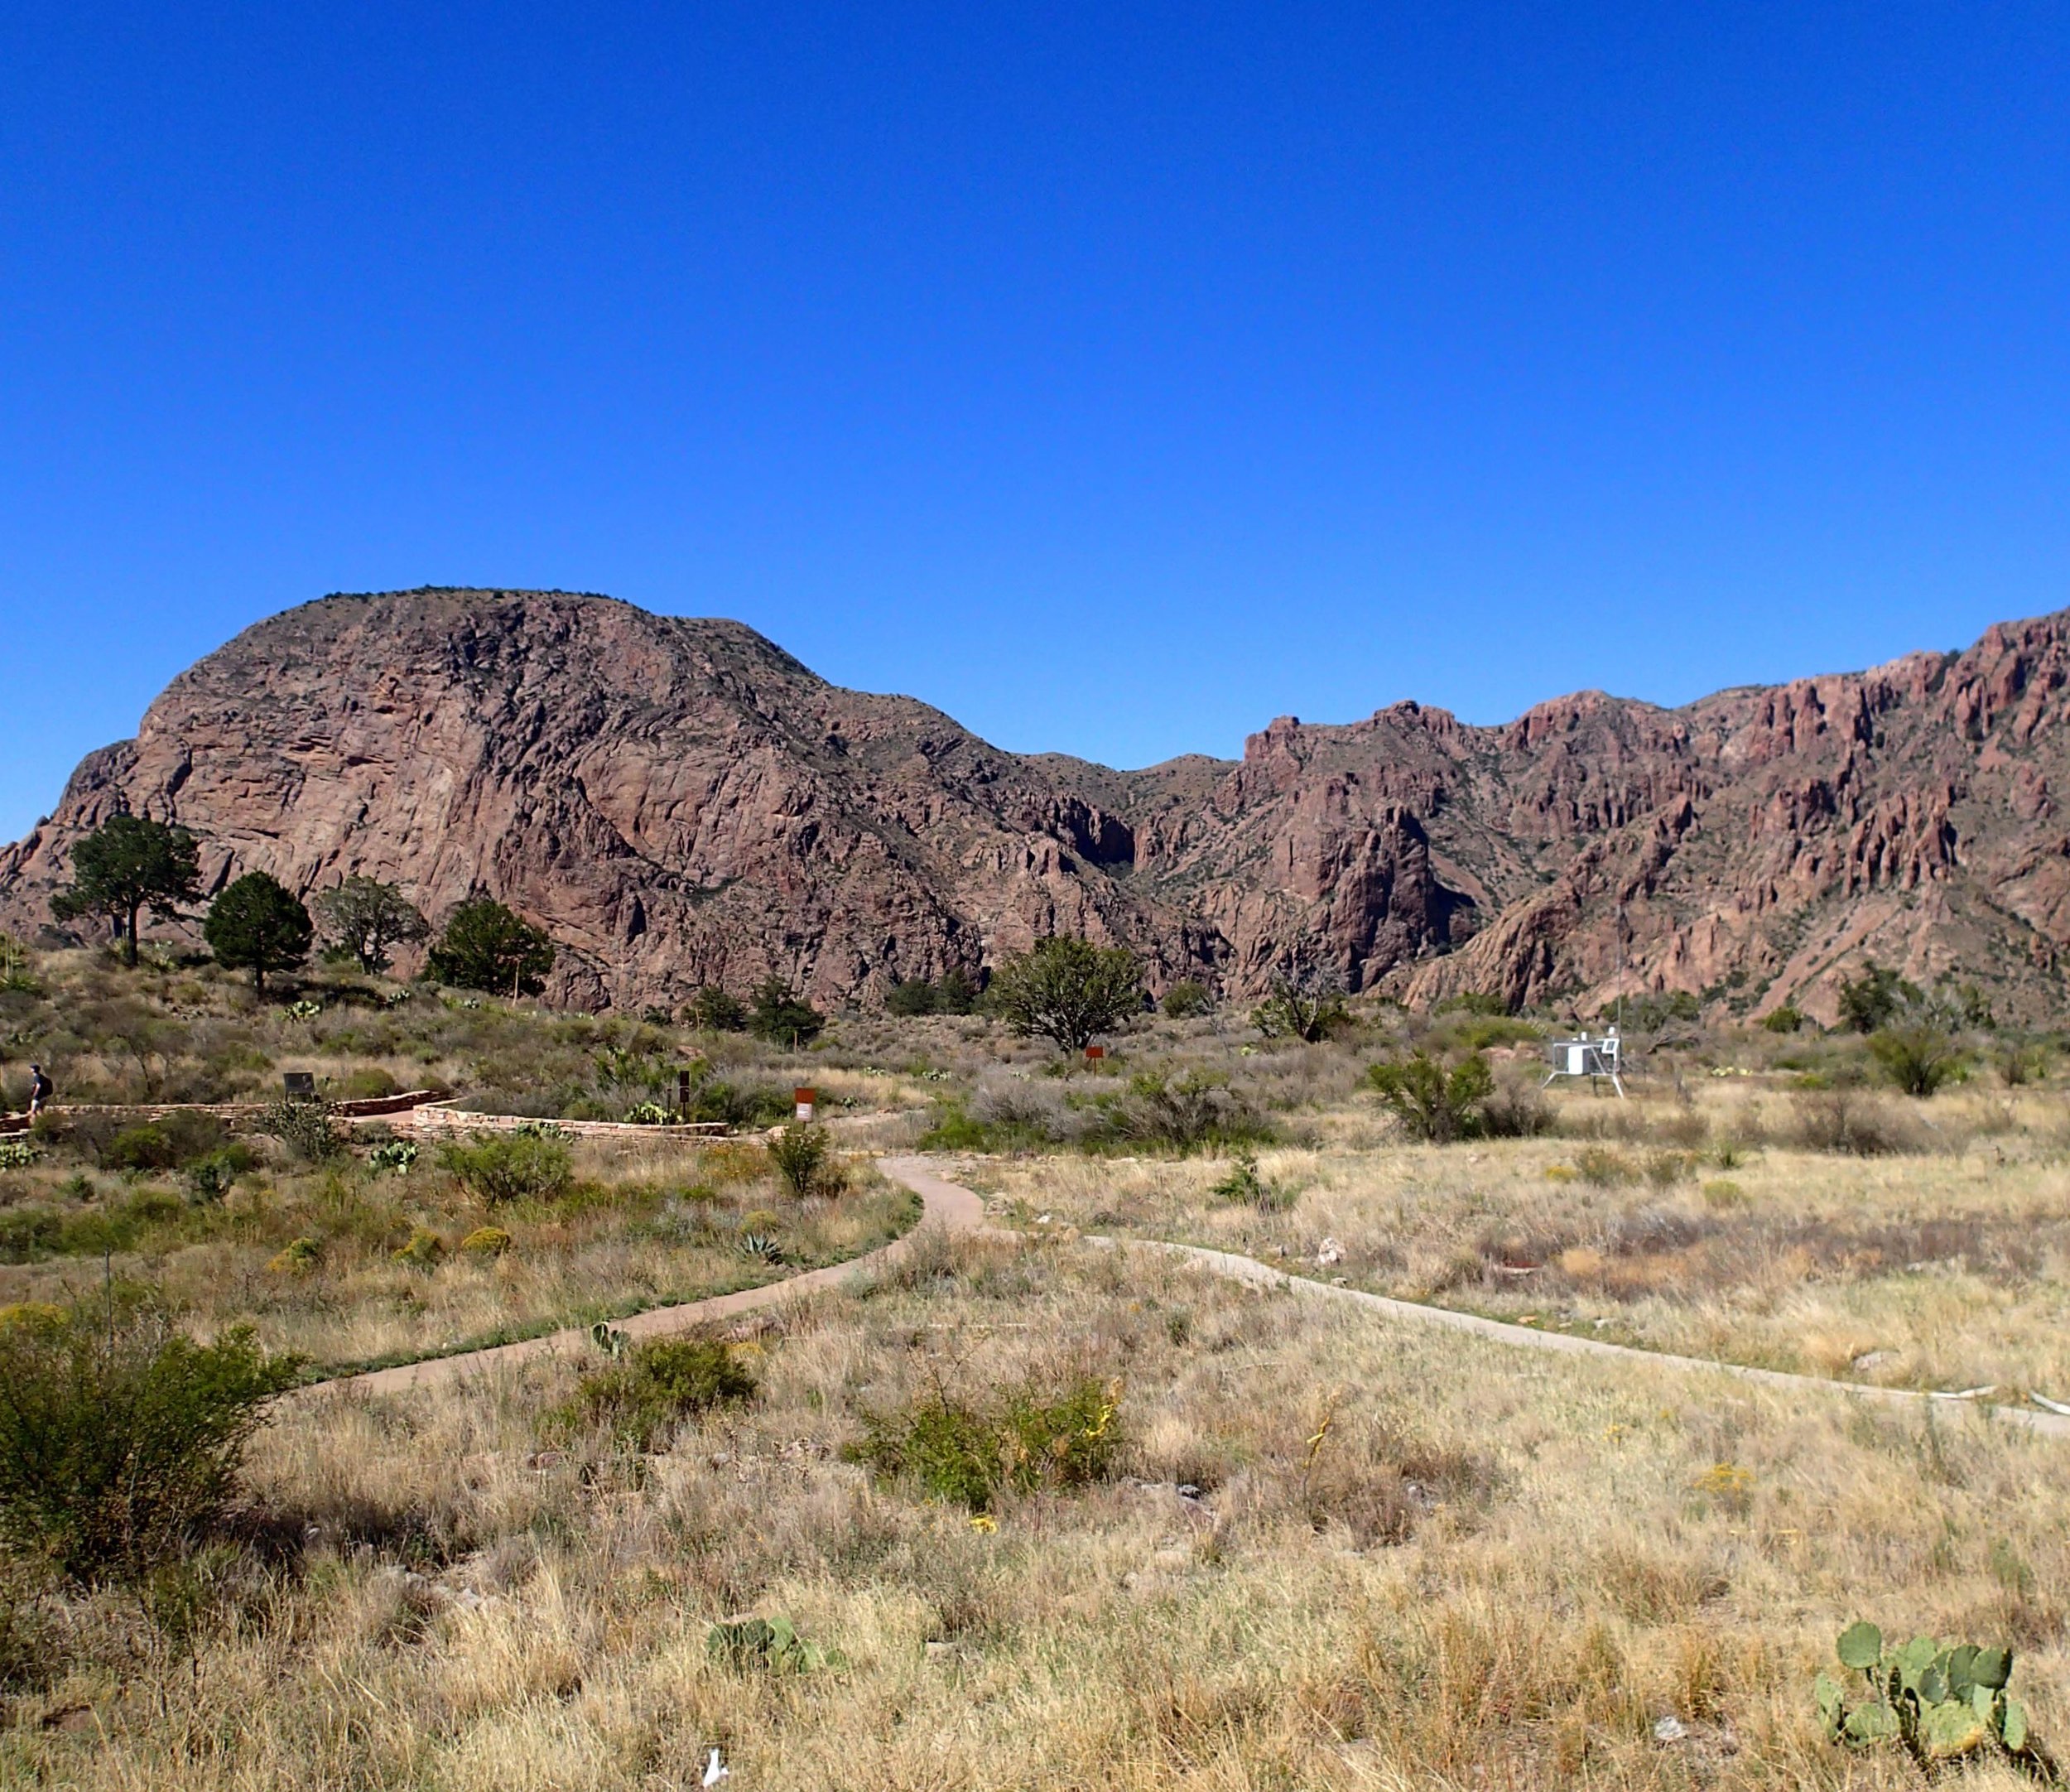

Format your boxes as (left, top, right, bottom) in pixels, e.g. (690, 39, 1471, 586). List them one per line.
(8, 1229, 2065, 1790)
(2, 942, 2067, 1785)
(970, 1082, 2070, 1403)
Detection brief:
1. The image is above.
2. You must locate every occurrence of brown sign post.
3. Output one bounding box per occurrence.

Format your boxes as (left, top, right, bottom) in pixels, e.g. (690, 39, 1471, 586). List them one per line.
(794, 1086, 816, 1122)
(1084, 1045, 1105, 1065)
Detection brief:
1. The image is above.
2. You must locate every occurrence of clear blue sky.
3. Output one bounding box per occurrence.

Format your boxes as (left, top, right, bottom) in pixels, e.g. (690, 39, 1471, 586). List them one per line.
(3, 4, 2068, 838)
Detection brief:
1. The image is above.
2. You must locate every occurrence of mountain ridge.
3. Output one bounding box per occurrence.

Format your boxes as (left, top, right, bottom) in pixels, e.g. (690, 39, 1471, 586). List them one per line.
(3, 586, 2064, 1023)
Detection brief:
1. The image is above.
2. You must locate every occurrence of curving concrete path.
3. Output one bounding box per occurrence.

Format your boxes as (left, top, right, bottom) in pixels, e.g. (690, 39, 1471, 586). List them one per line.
(877, 1159, 2070, 1443)
(320, 1155, 2070, 1441)
(325, 1156, 982, 1399)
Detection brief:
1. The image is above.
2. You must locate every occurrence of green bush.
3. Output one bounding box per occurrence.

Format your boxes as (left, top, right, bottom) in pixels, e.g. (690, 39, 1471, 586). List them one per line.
(1106, 1069, 1269, 1153)
(687, 986, 746, 1032)
(184, 1143, 257, 1202)
(556, 1337, 756, 1449)
(885, 978, 938, 1017)
(1869, 1024, 1964, 1098)
(852, 1374, 1124, 1512)
(1761, 1004, 1805, 1033)
(1161, 980, 1211, 1019)
(766, 1122, 835, 1197)
(748, 976, 825, 1048)
(0, 1308, 301, 1588)
(98, 1123, 179, 1174)
(1367, 1051, 1494, 1143)
(1838, 964, 1918, 1034)
(336, 1066, 400, 1101)
(1251, 970, 1348, 1043)
(437, 1130, 573, 1206)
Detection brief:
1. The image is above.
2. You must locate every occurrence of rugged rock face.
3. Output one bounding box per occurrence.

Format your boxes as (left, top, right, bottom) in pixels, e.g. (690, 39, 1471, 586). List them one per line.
(2, 587, 2066, 1022)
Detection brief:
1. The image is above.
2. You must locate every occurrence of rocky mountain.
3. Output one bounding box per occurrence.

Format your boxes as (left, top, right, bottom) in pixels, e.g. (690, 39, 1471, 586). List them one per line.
(2, 586, 2065, 1024)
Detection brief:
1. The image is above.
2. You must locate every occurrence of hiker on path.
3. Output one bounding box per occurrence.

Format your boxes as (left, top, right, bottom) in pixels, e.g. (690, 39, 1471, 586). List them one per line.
(26, 1064, 51, 1119)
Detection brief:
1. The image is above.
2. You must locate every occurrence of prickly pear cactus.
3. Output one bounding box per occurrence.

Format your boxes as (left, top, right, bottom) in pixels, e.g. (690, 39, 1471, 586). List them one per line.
(1817, 1620, 2038, 1770)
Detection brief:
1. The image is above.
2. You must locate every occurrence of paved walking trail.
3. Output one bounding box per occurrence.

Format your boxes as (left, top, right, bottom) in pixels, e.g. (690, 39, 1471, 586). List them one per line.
(330, 1155, 2070, 1440)
(330, 1156, 981, 1398)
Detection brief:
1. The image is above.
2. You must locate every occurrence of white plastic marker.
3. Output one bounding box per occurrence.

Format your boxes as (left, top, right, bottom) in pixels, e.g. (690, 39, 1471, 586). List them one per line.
(2034, 1393, 2070, 1418)
(703, 1746, 729, 1786)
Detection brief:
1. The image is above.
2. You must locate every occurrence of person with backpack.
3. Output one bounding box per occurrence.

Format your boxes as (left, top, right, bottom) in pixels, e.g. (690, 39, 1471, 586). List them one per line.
(26, 1064, 51, 1118)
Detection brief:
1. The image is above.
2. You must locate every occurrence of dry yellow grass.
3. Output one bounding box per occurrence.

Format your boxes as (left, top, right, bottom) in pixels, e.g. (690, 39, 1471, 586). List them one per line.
(7, 1227, 2064, 1789)
(974, 1083, 2070, 1399)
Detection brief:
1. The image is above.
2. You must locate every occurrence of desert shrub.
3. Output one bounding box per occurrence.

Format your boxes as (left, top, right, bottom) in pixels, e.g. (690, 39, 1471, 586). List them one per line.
(437, 1130, 573, 1205)
(1161, 980, 1211, 1019)
(184, 1143, 257, 1201)
(1869, 1024, 1965, 1098)
(98, 1123, 179, 1174)
(1762, 1004, 1805, 1033)
(1838, 964, 1918, 1034)
(267, 1237, 321, 1275)
(766, 1122, 837, 1197)
(1793, 1087, 1901, 1156)
(852, 1373, 1123, 1512)
(1574, 1145, 1635, 1186)
(365, 1139, 418, 1175)
(460, 1226, 512, 1258)
(1480, 1070, 1552, 1138)
(885, 978, 938, 1017)
(1251, 966, 1348, 1043)
(687, 986, 746, 1032)
(336, 1066, 400, 1101)
(1644, 1149, 1697, 1188)
(968, 1075, 1078, 1144)
(1367, 1050, 1494, 1143)
(0, 1308, 301, 1588)
(1105, 1070, 1268, 1152)
(253, 1098, 344, 1163)
(1211, 1149, 1296, 1211)
(555, 1337, 756, 1449)
(1702, 1178, 1745, 1208)
(391, 1228, 445, 1269)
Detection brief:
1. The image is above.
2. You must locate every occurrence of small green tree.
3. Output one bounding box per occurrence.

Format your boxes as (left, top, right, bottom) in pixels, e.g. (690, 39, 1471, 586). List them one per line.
(885, 978, 938, 1017)
(1837, 963, 1918, 1034)
(989, 937, 1143, 1053)
(936, 966, 979, 1014)
(748, 976, 825, 1048)
(1761, 1004, 1805, 1033)
(1162, 980, 1211, 1019)
(203, 872, 313, 994)
(0, 1307, 301, 1590)
(312, 875, 429, 974)
(426, 898, 555, 996)
(1251, 963, 1348, 1043)
(1869, 1024, 1964, 1098)
(50, 813, 203, 966)
(1367, 1050, 1495, 1143)
(688, 985, 746, 1031)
